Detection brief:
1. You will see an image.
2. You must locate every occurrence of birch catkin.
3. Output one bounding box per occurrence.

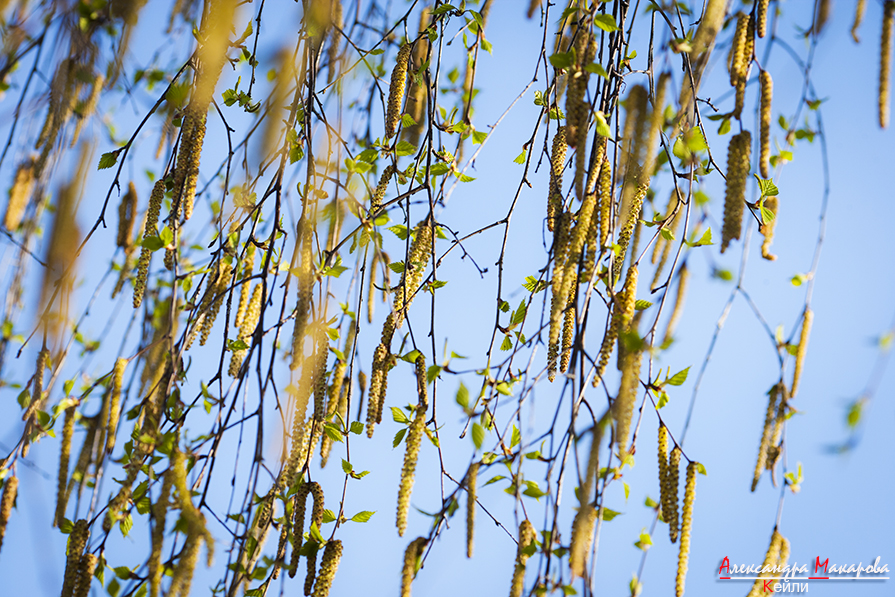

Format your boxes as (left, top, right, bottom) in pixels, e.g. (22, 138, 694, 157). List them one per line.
(22, 348, 49, 423)
(105, 358, 126, 454)
(752, 384, 781, 491)
(73, 552, 98, 597)
(791, 308, 813, 398)
(371, 165, 395, 215)
(658, 425, 669, 516)
(721, 131, 751, 253)
(401, 537, 427, 597)
(234, 245, 256, 329)
(747, 531, 783, 597)
(386, 44, 412, 139)
(663, 263, 689, 344)
(509, 520, 536, 597)
(397, 397, 426, 536)
(547, 126, 567, 232)
(229, 284, 262, 377)
(759, 71, 773, 179)
(760, 196, 778, 261)
(852, 0, 867, 43)
(117, 182, 138, 249)
(4, 159, 35, 231)
(134, 180, 165, 308)
(593, 264, 638, 385)
(465, 461, 479, 558)
(312, 539, 342, 597)
(569, 503, 596, 579)
(667, 447, 681, 543)
(881, 2, 894, 129)
(61, 519, 89, 597)
(757, 0, 770, 38)
(55, 406, 75, 527)
(149, 468, 173, 597)
(614, 347, 643, 460)
(0, 476, 18, 554)
(676, 462, 698, 597)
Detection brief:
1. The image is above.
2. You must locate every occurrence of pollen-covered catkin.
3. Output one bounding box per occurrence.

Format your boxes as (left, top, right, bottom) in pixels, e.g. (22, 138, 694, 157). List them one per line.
(401, 537, 427, 597)
(527, 0, 540, 19)
(366, 343, 389, 437)
(658, 424, 669, 512)
(569, 503, 597, 579)
(560, 292, 576, 374)
(105, 358, 126, 454)
(663, 263, 689, 345)
(61, 519, 89, 597)
(759, 71, 773, 179)
(367, 251, 379, 324)
(229, 284, 262, 377)
(371, 164, 395, 214)
(611, 183, 648, 285)
(23, 348, 49, 423)
(593, 264, 638, 385)
(747, 531, 783, 597)
(0, 476, 18, 554)
(675, 461, 698, 597)
(134, 180, 165, 308)
(760, 195, 778, 261)
(791, 309, 813, 398)
(598, 155, 612, 248)
(881, 2, 894, 128)
(117, 182, 138, 249)
(289, 482, 324, 580)
(4, 159, 35, 231)
(509, 520, 536, 597)
(752, 384, 780, 492)
(721, 131, 751, 253)
(234, 245, 256, 329)
(852, 0, 866, 43)
(198, 261, 233, 347)
(386, 44, 412, 139)
(54, 406, 75, 527)
(547, 126, 567, 232)
(614, 347, 643, 460)
(73, 552, 98, 597)
(311, 539, 342, 597)
(397, 400, 426, 536)
(667, 447, 681, 543)
(149, 467, 173, 597)
(757, 0, 770, 38)
(812, 0, 830, 36)
(777, 534, 791, 568)
(465, 461, 479, 558)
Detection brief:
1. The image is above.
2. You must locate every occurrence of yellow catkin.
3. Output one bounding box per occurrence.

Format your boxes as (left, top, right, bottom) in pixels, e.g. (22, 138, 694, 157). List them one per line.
(397, 399, 426, 536)
(583, 422, 603, 504)
(104, 357, 126, 455)
(403, 9, 431, 147)
(0, 476, 18, 554)
(234, 245, 256, 329)
(55, 406, 75, 527)
(760, 196, 778, 261)
(73, 552, 98, 597)
(757, 0, 770, 38)
(565, 30, 594, 151)
(852, 0, 867, 43)
(326, 0, 343, 84)
(466, 461, 479, 558)
(678, 0, 725, 119)
(509, 520, 537, 597)
(594, 264, 638, 386)
(667, 447, 681, 543)
(663, 264, 689, 345)
(321, 327, 354, 465)
(289, 482, 324, 579)
(812, 0, 830, 36)
(173, 109, 207, 222)
(386, 43, 412, 139)
(560, 292, 576, 374)
(61, 519, 89, 597)
(642, 74, 669, 179)
(612, 183, 648, 285)
(133, 180, 165, 308)
(747, 531, 783, 597)
(149, 467, 173, 597)
(66, 421, 96, 507)
(547, 126, 567, 232)
(401, 536, 427, 597)
(598, 155, 612, 249)
(721, 131, 751, 253)
(759, 71, 773, 179)
(658, 425, 669, 516)
(229, 284, 263, 377)
(791, 309, 813, 398)
(312, 539, 342, 597)
(290, 223, 314, 369)
(371, 164, 395, 214)
(198, 261, 232, 347)
(675, 462, 698, 597)
(729, 13, 749, 87)
(616, 85, 648, 188)
(4, 159, 35, 231)
(117, 182, 138, 249)
(569, 503, 597, 579)
(22, 348, 49, 423)
(651, 189, 682, 289)
(367, 343, 389, 437)
(367, 251, 379, 324)
(614, 347, 643, 460)
(70, 72, 103, 147)
(306, 331, 330, 461)
(777, 534, 791, 568)
(881, 2, 894, 128)
(563, 139, 605, 287)
(572, 36, 597, 201)
(526, 0, 540, 19)
(548, 213, 572, 381)
(752, 384, 781, 491)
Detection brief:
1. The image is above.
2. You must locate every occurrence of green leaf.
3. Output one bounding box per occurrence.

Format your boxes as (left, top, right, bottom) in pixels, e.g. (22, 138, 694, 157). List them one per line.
(656, 391, 669, 409)
(511, 300, 527, 326)
(341, 459, 353, 475)
(472, 422, 485, 450)
(119, 512, 133, 537)
(634, 300, 652, 311)
(753, 174, 779, 197)
(690, 228, 713, 247)
(393, 428, 407, 448)
(601, 508, 622, 521)
(388, 261, 405, 274)
(549, 51, 573, 70)
(159, 226, 173, 246)
(98, 151, 118, 170)
(584, 62, 609, 79)
(666, 367, 690, 386)
(511, 425, 521, 448)
(593, 14, 620, 32)
(522, 275, 547, 293)
(141, 236, 164, 251)
(759, 199, 776, 225)
(391, 406, 410, 424)
(594, 111, 611, 137)
(113, 566, 132, 580)
(514, 149, 527, 164)
(695, 462, 708, 475)
(472, 130, 487, 145)
(523, 480, 547, 499)
(718, 117, 731, 135)
(483, 475, 506, 487)
(59, 518, 74, 534)
(323, 423, 344, 443)
(322, 509, 337, 523)
(500, 335, 513, 351)
(395, 140, 417, 157)
(456, 382, 469, 409)
(350, 510, 375, 523)
(644, 496, 659, 509)
(350, 421, 364, 435)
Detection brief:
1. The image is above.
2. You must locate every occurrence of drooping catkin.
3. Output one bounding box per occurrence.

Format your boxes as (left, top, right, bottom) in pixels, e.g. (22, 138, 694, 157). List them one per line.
(61, 519, 90, 597)
(760, 196, 778, 261)
(569, 503, 597, 579)
(880, 2, 894, 128)
(0, 476, 18, 554)
(397, 398, 426, 536)
(667, 447, 681, 543)
(651, 189, 682, 289)
(565, 30, 593, 150)
(321, 327, 354, 465)
(560, 292, 576, 374)
(117, 182, 138, 249)
(777, 534, 791, 568)
(812, 0, 830, 36)
(371, 164, 395, 214)
(367, 251, 380, 324)
(729, 13, 752, 118)
(403, 9, 431, 147)
(526, 0, 540, 19)
(612, 182, 648, 285)
(757, 0, 770, 38)
(73, 552, 98, 597)
(613, 346, 643, 460)
(747, 531, 784, 597)
(852, 0, 866, 43)
(229, 284, 263, 377)
(759, 71, 773, 179)
(133, 180, 165, 308)
(675, 461, 698, 597)
(598, 155, 612, 249)
(104, 358, 126, 455)
(547, 126, 567, 232)
(617, 84, 649, 188)
(366, 343, 389, 436)
(465, 461, 479, 558)
(658, 424, 669, 515)
(234, 244, 256, 329)
(663, 263, 689, 345)
(290, 222, 314, 369)
(791, 308, 813, 398)
(4, 159, 35, 231)
(401, 537, 427, 597)
(289, 482, 324, 579)
(593, 264, 638, 385)
(22, 348, 49, 423)
(509, 520, 537, 597)
(752, 383, 781, 491)
(721, 131, 751, 253)
(312, 539, 342, 597)
(54, 406, 75, 527)
(197, 260, 232, 347)
(386, 43, 412, 139)
(548, 213, 571, 380)
(149, 466, 173, 597)
(326, 0, 343, 84)
(572, 38, 597, 201)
